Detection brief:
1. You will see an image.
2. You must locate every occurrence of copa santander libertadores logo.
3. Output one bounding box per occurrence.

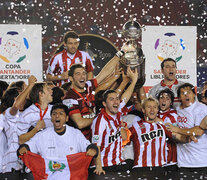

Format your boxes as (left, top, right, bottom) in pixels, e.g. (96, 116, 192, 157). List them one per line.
(154, 32, 185, 62)
(0, 31, 29, 63)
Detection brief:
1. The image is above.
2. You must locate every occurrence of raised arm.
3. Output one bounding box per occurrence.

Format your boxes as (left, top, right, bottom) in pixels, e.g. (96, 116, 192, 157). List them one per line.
(121, 67, 138, 104)
(95, 65, 121, 93)
(95, 55, 120, 85)
(46, 71, 69, 82)
(10, 75, 37, 116)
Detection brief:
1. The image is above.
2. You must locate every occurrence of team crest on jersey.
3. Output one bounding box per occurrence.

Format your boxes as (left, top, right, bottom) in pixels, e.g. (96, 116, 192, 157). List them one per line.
(93, 135, 99, 143)
(75, 57, 81, 63)
(141, 129, 164, 143)
(49, 161, 66, 172)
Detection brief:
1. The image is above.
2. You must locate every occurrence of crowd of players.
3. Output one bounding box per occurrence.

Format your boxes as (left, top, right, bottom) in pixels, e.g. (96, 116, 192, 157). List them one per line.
(0, 31, 207, 180)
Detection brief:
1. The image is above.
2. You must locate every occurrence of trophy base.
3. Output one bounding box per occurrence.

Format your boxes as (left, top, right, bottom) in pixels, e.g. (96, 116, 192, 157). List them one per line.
(119, 58, 145, 89)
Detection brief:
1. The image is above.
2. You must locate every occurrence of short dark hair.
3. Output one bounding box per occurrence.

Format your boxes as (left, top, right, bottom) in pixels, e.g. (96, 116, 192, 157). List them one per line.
(51, 103, 69, 115)
(157, 88, 174, 107)
(9, 81, 25, 91)
(157, 88, 174, 102)
(161, 58, 176, 69)
(0, 80, 9, 99)
(29, 83, 46, 104)
(63, 31, 79, 43)
(94, 90, 105, 114)
(68, 64, 85, 77)
(0, 87, 20, 113)
(61, 82, 71, 91)
(205, 89, 207, 98)
(177, 83, 195, 98)
(102, 89, 117, 102)
(50, 87, 64, 105)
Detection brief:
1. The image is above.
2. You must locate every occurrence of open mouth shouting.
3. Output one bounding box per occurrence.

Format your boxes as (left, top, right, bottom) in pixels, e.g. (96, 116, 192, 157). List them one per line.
(55, 120, 61, 128)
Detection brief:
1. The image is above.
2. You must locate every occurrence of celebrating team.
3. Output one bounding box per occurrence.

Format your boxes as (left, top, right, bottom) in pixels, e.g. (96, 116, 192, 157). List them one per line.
(0, 31, 207, 179)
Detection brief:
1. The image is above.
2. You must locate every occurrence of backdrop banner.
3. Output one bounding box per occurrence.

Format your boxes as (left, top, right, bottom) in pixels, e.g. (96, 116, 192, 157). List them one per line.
(142, 25, 197, 93)
(0, 24, 42, 83)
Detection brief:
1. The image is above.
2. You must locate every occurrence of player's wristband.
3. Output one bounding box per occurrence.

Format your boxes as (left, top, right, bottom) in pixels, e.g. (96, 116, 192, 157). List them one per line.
(116, 50, 125, 58)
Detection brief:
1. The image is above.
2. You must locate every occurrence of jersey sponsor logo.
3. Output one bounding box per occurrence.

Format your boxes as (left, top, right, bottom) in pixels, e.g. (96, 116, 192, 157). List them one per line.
(93, 135, 99, 143)
(141, 129, 164, 143)
(49, 160, 66, 172)
(177, 116, 187, 123)
(63, 99, 78, 108)
(108, 131, 121, 144)
(82, 112, 96, 119)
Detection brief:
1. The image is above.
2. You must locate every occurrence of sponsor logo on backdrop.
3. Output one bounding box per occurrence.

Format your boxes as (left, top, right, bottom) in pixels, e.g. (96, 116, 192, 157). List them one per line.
(0, 31, 29, 63)
(154, 32, 185, 62)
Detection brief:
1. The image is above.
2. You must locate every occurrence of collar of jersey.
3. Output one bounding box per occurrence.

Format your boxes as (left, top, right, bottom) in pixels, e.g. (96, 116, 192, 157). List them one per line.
(160, 79, 178, 88)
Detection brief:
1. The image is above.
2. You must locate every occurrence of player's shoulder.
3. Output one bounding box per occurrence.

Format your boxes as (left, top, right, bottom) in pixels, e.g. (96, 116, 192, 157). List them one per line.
(65, 124, 82, 135)
(38, 126, 53, 135)
(149, 82, 162, 91)
(79, 50, 89, 56)
(193, 101, 207, 111)
(52, 50, 65, 58)
(21, 104, 37, 117)
(177, 80, 185, 85)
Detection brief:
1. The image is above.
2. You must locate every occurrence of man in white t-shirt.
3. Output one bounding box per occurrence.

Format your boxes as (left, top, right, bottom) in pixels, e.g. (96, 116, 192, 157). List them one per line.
(166, 83, 207, 177)
(17, 103, 98, 162)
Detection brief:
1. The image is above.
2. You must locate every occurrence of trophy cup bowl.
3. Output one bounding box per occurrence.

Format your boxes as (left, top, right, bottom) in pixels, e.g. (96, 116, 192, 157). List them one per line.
(119, 19, 146, 88)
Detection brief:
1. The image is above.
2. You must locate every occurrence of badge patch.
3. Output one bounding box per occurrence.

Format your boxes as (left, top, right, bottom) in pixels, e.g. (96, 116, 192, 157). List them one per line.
(49, 161, 66, 172)
(93, 135, 99, 143)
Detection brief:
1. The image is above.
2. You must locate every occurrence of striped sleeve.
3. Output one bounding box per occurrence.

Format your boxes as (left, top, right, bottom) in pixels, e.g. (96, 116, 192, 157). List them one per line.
(47, 54, 60, 75)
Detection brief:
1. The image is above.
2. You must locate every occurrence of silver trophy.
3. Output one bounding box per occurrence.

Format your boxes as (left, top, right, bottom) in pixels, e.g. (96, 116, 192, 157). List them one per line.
(119, 18, 146, 88)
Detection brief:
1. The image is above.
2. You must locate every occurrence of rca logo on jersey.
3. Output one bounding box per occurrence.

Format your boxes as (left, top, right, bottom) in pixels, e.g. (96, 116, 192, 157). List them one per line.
(141, 129, 163, 143)
(108, 131, 121, 144)
(49, 160, 66, 172)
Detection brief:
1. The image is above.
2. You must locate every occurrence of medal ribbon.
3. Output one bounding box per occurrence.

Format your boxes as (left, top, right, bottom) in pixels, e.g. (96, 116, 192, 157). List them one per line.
(35, 103, 48, 120)
(72, 88, 91, 107)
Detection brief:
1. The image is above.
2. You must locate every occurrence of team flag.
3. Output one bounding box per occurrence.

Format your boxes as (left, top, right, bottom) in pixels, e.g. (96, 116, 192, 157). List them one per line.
(19, 151, 93, 180)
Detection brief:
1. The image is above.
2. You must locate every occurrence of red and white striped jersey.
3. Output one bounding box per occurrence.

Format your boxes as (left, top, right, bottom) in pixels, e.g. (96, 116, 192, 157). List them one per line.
(148, 79, 184, 108)
(129, 119, 172, 167)
(158, 109, 178, 125)
(158, 109, 178, 164)
(91, 105, 126, 167)
(47, 49, 94, 86)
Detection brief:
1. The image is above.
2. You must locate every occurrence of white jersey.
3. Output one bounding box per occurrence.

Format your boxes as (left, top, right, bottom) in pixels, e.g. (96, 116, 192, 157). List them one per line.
(0, 114, 7, 173)
(17, 104, 53, 137)
(176, 101, 207, 167)
(25, 125, 90, 160)
(2, 108, 22, 173)
(148, 79, 184, 108)
(130, 120, 169, 167)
